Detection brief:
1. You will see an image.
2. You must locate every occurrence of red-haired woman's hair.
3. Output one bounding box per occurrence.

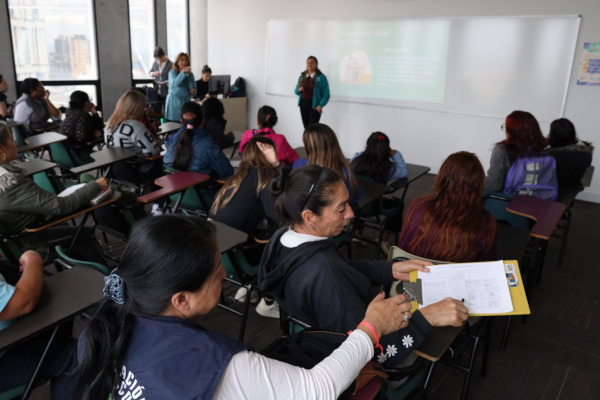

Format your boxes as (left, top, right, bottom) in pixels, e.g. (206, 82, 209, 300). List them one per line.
(501, 110, 547, 159)
(398, 152, 496, 262)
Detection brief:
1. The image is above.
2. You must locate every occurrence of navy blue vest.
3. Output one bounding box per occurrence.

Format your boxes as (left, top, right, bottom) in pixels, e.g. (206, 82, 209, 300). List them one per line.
(116, 315, 247, 399)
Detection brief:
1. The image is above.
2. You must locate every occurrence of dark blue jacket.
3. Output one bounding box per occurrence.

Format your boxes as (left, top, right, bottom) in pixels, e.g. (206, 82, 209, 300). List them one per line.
(115, 315, 247, 400)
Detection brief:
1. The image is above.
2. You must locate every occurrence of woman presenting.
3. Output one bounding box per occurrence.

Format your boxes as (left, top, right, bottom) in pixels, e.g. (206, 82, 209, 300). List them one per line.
(295, 56, 330, 128)
(165, 52, 196, 122)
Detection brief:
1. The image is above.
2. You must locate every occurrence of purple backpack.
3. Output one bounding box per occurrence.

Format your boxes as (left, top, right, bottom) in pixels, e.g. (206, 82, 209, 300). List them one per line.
(503, 153, 558, 200)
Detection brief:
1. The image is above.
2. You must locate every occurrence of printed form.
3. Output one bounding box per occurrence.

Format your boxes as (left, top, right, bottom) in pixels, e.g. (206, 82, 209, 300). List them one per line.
(418, 261, 513, 314)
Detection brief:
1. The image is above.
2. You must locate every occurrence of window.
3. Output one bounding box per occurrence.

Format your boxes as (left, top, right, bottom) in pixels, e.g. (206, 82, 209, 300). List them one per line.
(166, 0, 188, 60)
(129, 0, 155, 80)
(8, 0, 98, 81)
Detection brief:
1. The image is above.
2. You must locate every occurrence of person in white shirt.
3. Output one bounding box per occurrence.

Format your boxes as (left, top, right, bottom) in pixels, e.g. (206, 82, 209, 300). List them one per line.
(77, 215, 415, 400)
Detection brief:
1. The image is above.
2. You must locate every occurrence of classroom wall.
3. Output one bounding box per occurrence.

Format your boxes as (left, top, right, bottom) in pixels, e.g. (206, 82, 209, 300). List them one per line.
(202, 0, 600, 203)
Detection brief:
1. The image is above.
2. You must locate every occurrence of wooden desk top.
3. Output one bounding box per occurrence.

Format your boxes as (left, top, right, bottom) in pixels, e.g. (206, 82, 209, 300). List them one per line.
(12, 159, 57, 176)
(212, 220, 249, 253)
(17, 132, 67, 153)
(390, 163, 431, 189)
(25, 191, 122, 233)
(356, 179, 390, 211)
(0, 267, 105, 351)
(506, 196, 566, 240)
(137, 171, 210, 203)
(70, 147, 137, 175)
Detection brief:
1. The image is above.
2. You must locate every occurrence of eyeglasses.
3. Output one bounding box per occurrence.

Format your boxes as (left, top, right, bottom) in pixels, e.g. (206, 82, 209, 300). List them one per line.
(301, 167, 324, 211)
(501, 124, 506, 132)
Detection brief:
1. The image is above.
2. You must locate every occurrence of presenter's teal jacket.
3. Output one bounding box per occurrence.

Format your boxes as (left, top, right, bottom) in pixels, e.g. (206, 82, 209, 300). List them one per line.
(295, 73, 330, 108)
(165, 70, 196, 122)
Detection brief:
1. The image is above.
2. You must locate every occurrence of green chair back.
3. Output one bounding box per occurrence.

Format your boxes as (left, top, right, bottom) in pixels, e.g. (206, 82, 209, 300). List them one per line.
(48, 142, 88, 168)
(10, 125, 27, 147)
(55, 245, 111, 275)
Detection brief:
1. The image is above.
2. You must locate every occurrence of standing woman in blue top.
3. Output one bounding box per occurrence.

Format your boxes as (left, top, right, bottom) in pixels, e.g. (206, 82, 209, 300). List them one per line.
(295, 56, 330, 128)
(164, 52, 196, 122)
(351, 132, 408, 183)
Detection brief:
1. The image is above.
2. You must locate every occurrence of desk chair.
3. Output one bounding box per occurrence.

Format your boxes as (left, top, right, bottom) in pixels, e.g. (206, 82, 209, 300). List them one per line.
(162, 165, 215, 216)
(54, 245, 111, 275)
(10, 124, 28, 147)
(352, 176, 403, 259)
(388, 246, 491, 400)
(48, 141, 90, 172)
(218, 242, 264, 341)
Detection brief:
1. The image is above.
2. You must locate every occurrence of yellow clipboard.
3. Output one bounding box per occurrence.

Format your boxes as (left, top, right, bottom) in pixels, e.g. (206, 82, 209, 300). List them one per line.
(404, 260, 530, 316)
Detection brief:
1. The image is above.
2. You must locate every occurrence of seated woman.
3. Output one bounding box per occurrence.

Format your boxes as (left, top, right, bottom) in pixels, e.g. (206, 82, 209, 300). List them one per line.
(0, 251, 77, 399)
(399, 152, 497, 263)
(77, 215, 411, 400)
(239, 105, 299, 165)
(547, 118, 594, 196)
(350, 131, 407, 183)
(258, 165, 468, 367)
(194, 64, 212, 100)
(12, 78, 61, 134)
(0, 74, 11, 122)
(484, 110, 548, 192)
(60, 90, 103, 161)
(202, 97, 234, 149)
(104, 89, 162, 185)
(0, 126, 107, 261)
(163, 102, 233, 178)
(293, 123, 360, 206)
(210, 136, 281, 234)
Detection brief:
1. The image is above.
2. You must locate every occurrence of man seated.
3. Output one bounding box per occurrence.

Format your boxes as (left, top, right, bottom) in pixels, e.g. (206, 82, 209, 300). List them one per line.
(0, 251, 77, 399)
(13, 78, 61, 134)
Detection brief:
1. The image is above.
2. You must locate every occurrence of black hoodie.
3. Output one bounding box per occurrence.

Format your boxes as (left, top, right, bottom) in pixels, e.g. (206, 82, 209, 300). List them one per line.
(258, 227, 432, 366)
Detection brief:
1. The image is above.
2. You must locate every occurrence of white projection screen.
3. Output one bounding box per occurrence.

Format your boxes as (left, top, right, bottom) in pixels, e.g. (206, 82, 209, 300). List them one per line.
(266, 16, 581, 121)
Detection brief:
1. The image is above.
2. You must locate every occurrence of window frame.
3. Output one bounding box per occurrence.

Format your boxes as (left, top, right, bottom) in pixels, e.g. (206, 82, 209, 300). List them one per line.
(6, 0, 103, 110)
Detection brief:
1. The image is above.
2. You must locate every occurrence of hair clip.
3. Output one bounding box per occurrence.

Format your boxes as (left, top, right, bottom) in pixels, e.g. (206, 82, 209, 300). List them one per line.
(378, 134, 385, 141)
(103, 269, 126, 305)
(186, 124, 194, 129)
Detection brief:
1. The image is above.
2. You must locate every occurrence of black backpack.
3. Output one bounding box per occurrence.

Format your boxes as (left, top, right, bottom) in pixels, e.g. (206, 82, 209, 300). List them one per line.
(230, 77, 246, 97)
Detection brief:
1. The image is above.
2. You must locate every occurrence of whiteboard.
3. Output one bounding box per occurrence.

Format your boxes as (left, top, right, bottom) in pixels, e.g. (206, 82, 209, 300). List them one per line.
(266, 16, 581, 122)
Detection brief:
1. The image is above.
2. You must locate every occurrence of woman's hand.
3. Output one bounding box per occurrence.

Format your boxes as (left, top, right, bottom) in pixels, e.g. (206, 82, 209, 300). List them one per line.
(419, 298, 468, 327)
(95, 177, 109, 189)
(189, 88, 196, 95)
(183, 66, 191, 74)
(152, 71, 160, 78)
(392, 259, 431, 281)
(297, 86, 304, 92)
(360, 292, 412, 339)
(256, 141, 280, 167)
(314, 106, 323, 114)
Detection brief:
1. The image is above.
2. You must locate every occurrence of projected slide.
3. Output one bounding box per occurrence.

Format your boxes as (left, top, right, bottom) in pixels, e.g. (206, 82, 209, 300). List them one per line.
(330, 20, 451, 103)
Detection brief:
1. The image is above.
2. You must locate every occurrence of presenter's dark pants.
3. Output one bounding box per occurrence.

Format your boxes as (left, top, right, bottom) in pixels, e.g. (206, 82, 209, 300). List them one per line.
(300, 99, 321, 128)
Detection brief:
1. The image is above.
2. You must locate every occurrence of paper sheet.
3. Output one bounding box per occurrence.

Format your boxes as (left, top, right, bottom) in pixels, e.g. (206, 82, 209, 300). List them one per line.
(418, 260, 513, 314)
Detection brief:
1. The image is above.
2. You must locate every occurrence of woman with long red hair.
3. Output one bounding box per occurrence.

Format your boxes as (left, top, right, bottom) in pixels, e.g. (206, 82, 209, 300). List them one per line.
(484, 110, 548, 191)
(398, 152, 497, 262)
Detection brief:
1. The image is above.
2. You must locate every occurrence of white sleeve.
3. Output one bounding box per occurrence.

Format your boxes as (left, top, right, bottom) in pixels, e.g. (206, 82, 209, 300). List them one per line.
(13, 102, 33, 132)
(213, 330, 374, 400)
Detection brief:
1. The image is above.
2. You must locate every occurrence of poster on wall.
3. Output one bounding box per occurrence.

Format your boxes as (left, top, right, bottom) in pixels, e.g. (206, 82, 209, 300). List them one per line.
(577, 42, 600, 86)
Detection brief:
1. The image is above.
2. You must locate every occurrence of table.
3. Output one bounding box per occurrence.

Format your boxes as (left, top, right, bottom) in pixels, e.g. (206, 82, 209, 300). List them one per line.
(137, 171, 210, 213)
(16, 132, 67, 154)
(355, 179, 390, 211)
(212, 220, 248, 253)
(389, 163, 431, 202)
(157, 121, 182, 139)
(506, 196, 566, 240)
(0, 267, 105, 398)
(12, 159, 57, 176)
(70, 147, 137, 175)
(25, 191, 122, 255)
